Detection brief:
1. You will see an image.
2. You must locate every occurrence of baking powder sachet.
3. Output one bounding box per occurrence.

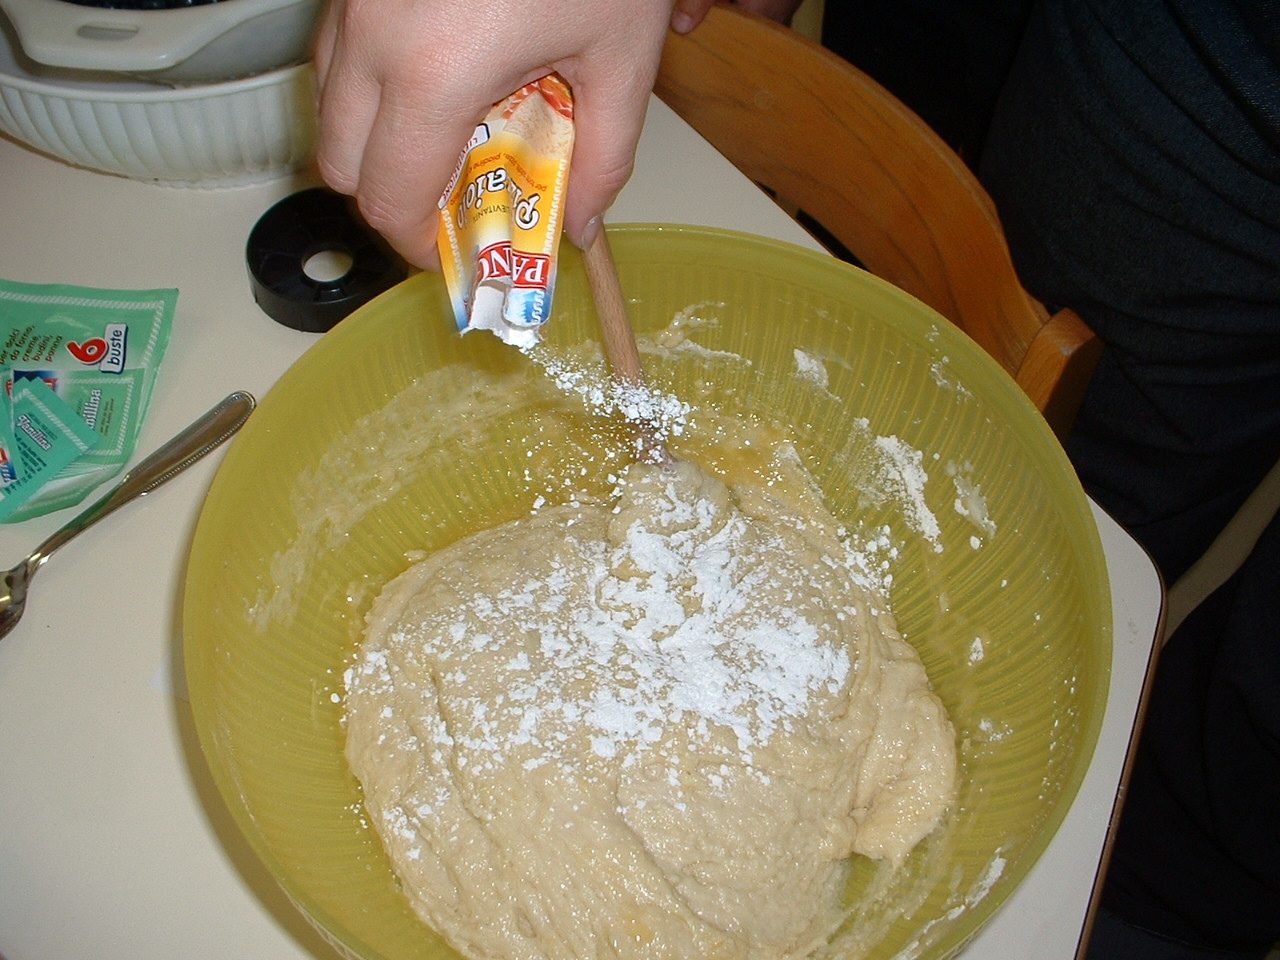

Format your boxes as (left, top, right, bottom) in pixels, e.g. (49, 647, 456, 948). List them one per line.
(0, 278, 175, 522)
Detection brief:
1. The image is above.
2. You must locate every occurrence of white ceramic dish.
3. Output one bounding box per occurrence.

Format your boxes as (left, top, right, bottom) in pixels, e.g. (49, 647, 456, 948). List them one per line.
(0, 20, 317, 186)
(0, 0, 320, 82)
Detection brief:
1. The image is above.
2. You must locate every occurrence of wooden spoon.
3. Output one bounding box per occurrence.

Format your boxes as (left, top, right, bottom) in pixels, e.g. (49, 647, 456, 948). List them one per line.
(581, 227, 672, 465)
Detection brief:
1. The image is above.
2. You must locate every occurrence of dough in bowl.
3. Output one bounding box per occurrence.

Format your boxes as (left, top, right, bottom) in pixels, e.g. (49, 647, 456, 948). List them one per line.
(344, 453, 956, 960)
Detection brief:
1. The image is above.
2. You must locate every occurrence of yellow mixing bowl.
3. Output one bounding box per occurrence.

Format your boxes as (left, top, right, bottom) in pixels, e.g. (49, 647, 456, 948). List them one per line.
(184, 224, 1111, 960)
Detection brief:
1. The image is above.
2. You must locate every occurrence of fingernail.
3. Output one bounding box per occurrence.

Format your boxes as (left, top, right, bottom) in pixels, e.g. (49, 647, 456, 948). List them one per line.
(670, 10, 695, 33)
(576, 215, 602, 250)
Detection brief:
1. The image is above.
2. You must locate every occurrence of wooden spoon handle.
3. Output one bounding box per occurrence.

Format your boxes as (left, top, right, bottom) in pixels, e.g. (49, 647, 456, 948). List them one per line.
(582, 228, 646, 387)
(581, 228, 670, 464)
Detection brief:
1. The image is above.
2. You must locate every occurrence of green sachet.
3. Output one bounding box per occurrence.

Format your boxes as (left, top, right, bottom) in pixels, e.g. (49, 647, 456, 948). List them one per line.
(0, 278, 176, 521)
(0, 375, 103, 522)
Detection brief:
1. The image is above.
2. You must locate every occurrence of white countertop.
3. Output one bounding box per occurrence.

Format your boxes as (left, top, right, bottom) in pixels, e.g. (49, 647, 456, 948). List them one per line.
(0, 97, 1162, 960)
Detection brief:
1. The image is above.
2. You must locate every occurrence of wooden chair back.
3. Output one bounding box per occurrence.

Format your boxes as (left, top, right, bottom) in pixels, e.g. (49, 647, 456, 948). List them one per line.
(654, 5, 1100, 437)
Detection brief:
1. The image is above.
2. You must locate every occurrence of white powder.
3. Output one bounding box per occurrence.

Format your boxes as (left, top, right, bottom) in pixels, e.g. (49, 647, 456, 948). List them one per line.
(348, 462, 860, 777)
(793, 349, 831, 390)
(968, 854, 1007, 904)
(872, 435, 943, 551)
(528, 348, 690, 445)
(946, 460, 997, 539)
(967, 636, 985, 665)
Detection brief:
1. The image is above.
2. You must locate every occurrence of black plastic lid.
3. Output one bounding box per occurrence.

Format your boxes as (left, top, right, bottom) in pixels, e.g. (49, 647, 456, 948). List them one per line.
(246, 187, 408, 333)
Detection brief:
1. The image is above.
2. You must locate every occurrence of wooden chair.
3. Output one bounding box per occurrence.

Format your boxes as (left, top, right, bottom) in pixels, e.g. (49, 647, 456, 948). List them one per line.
(654, 5, 1100, 438)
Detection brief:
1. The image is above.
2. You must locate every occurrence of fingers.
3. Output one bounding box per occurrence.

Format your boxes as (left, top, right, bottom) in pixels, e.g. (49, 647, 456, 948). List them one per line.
(562, 89, 646, 250)
(670, 0, 717, 33)
(736, 0, 805, 23)
(345, 79, 484, 268)
(560, 4, 674, 247)
(314, 0, 483, 268)
(311, 0, 339, 89)
(563, 59, 659, 246)
(312, 0, 677, 268)
(314, 49, 380, 198)
(671, 0, 804, 31)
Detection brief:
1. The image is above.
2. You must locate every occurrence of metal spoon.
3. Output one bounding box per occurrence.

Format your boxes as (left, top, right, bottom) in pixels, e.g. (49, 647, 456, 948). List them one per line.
(0, 390, 256, 641)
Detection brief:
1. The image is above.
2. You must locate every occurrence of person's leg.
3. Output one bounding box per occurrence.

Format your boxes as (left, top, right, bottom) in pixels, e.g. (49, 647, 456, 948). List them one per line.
(1088, 906, 1273, 960)
(1088, 511, 1280, 955)
(979, 1, 1280, 950)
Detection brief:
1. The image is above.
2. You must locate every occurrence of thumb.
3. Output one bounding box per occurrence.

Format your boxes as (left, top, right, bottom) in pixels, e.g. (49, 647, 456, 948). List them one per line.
(559, 24, 669, 247)
(562, 87, 650, 250)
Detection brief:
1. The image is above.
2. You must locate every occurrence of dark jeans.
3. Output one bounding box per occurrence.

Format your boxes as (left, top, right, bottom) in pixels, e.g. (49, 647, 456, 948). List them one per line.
(1083, 513, 1280, 958)
(1089, 907, 1274, 960)
(819, 0, 1280, 952)
(978, 0, 1280, 952)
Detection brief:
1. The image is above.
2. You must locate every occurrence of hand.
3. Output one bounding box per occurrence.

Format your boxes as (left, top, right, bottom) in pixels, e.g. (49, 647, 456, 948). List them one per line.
(314, 0, 678, 268)
(670, 0, 805, 32)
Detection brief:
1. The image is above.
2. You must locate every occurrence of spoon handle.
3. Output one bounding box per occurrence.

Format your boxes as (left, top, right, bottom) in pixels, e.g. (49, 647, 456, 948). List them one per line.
(581, 228, 670, 464)
(582, 228, 647, 387)
(30, 391, 256, 569)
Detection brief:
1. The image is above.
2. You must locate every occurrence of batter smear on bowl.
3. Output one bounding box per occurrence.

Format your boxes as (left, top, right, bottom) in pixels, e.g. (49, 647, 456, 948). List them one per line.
(344, 453, 957, 960)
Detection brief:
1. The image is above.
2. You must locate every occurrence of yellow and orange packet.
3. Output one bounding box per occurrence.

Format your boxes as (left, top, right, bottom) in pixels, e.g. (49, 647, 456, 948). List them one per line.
(438, 74, 574, 349)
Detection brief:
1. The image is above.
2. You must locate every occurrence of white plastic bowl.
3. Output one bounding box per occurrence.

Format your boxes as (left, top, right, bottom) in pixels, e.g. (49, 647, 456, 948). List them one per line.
(0, 0, 321, 83)
(0, 23, 317, 186)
